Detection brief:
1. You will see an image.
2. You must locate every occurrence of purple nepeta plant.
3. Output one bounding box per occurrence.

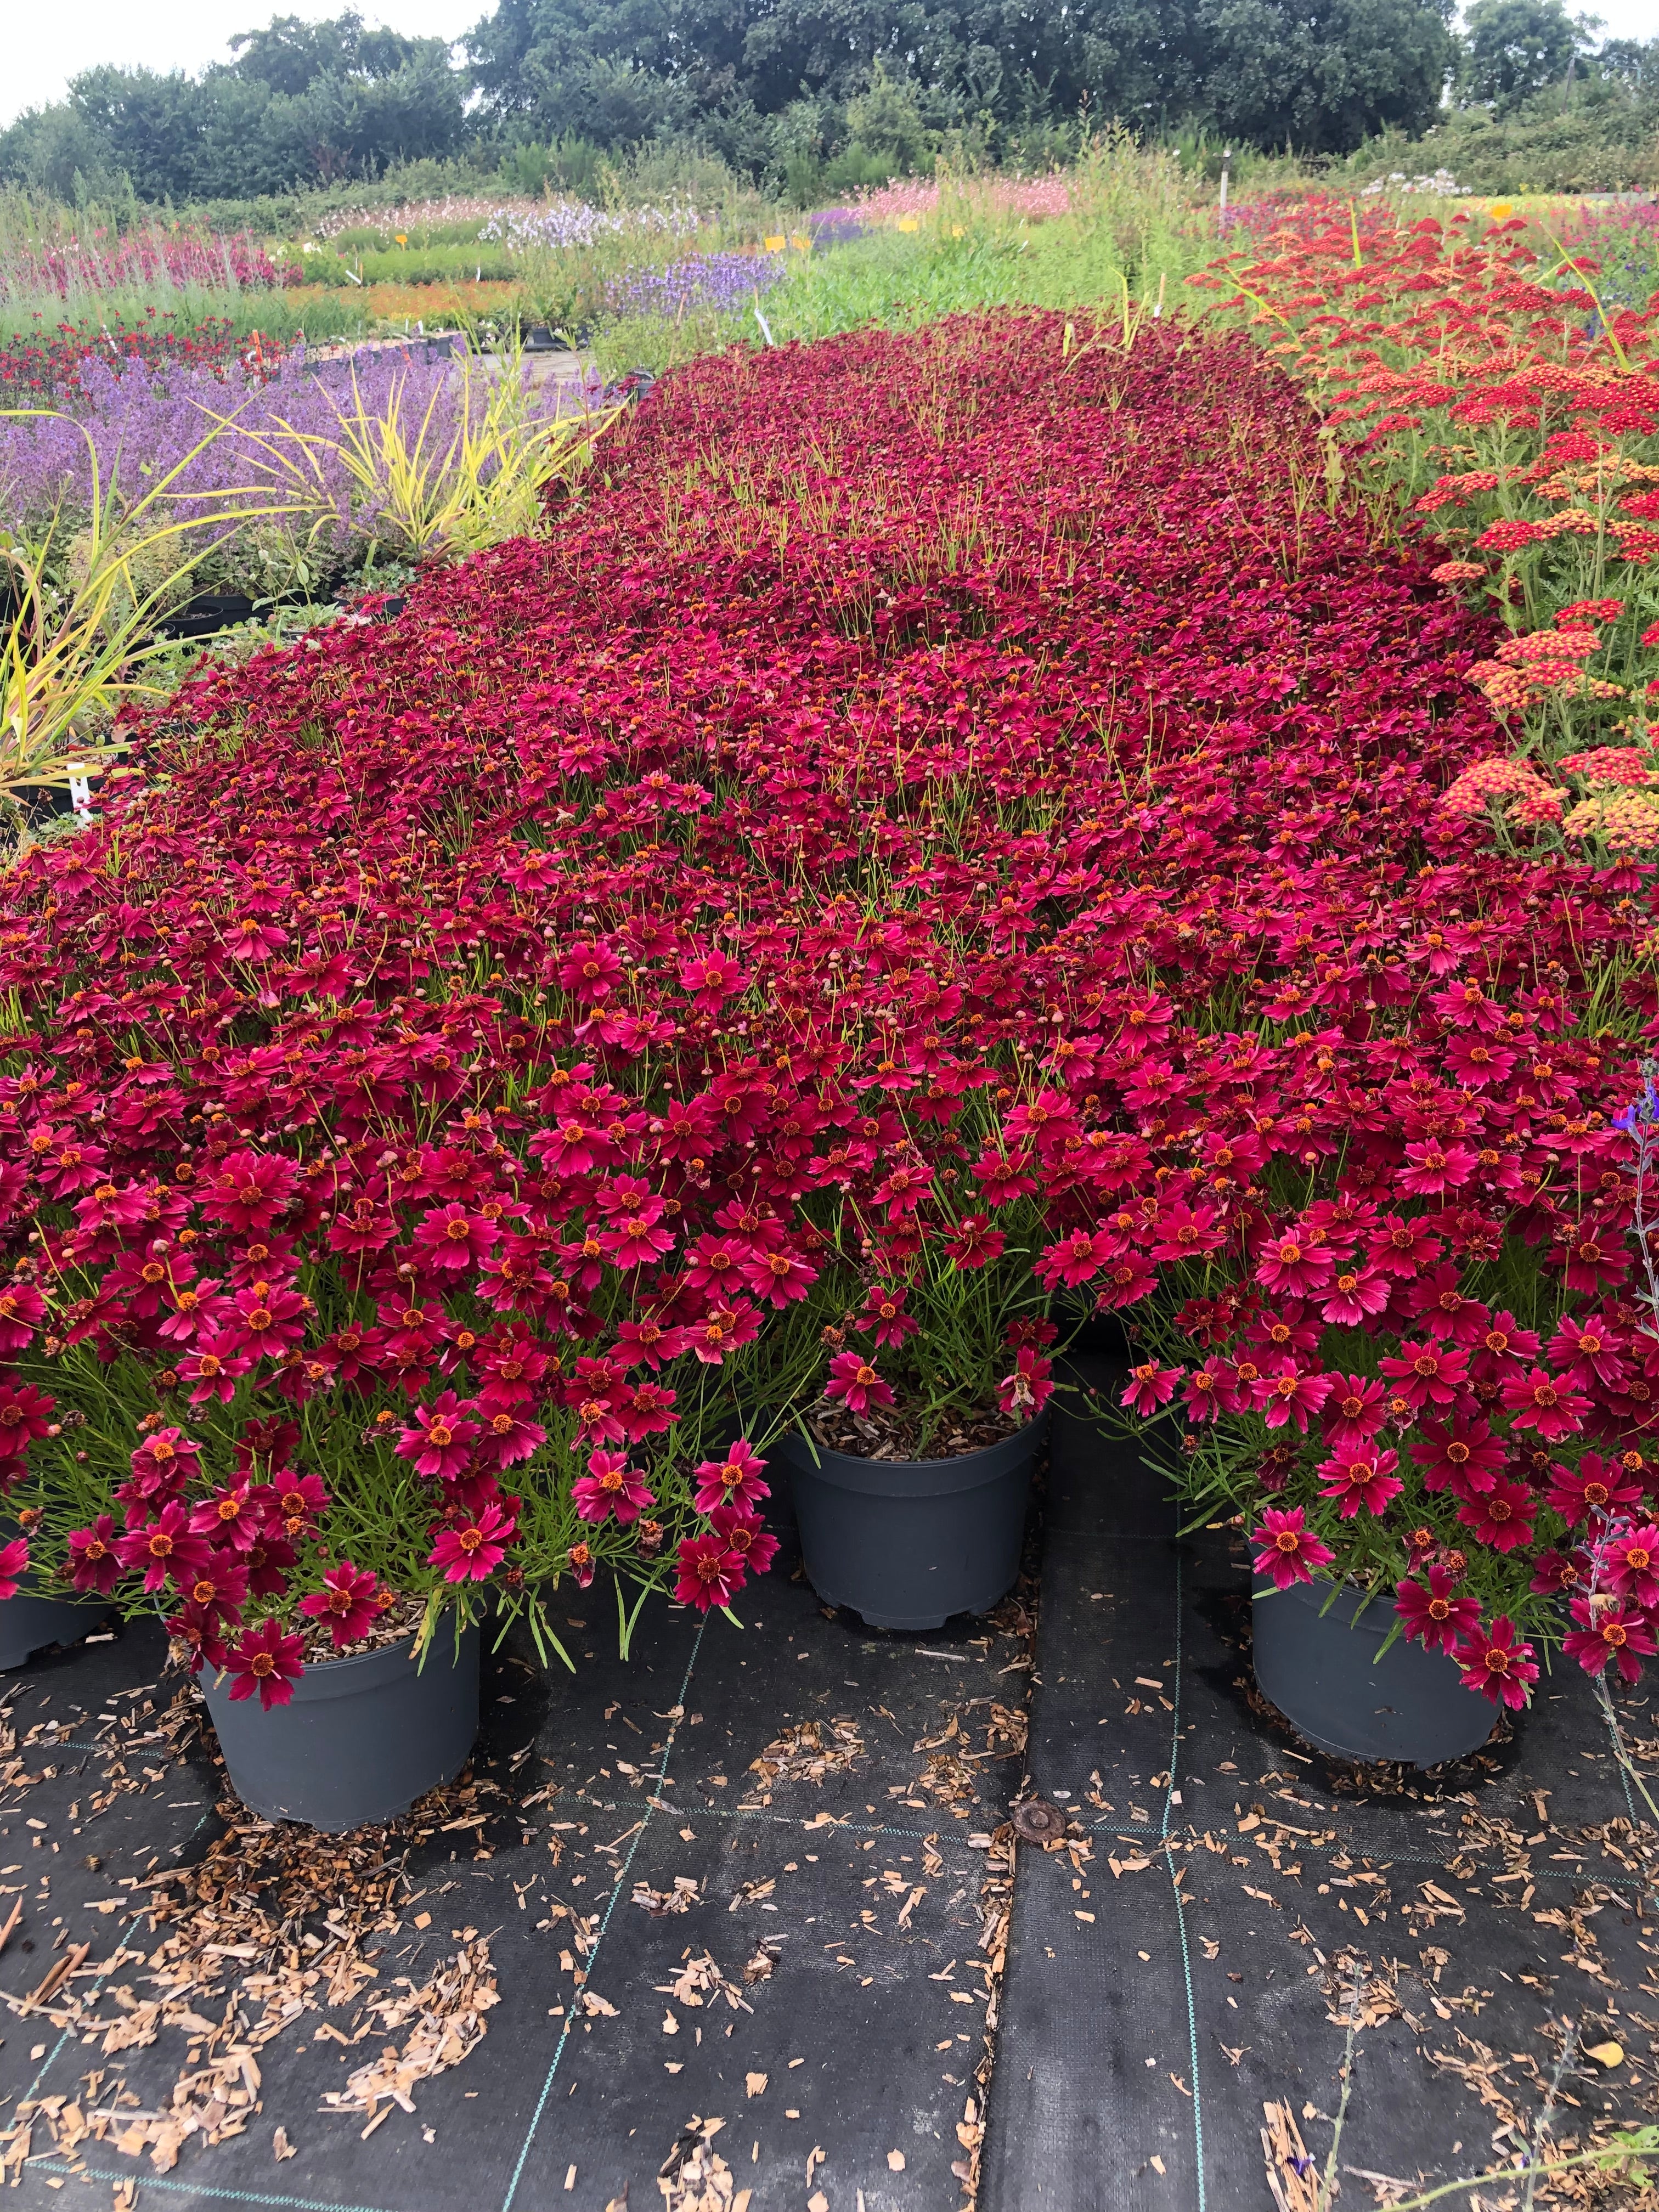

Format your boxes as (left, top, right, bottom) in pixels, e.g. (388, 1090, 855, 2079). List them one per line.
(0, 343, 599, 568)
(610, 252, 785, 320)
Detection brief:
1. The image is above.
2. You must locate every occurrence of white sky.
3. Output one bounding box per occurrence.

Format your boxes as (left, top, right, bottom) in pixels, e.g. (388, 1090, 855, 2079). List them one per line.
(1, 0, 484, 126)
(2, 0, 1653, 129)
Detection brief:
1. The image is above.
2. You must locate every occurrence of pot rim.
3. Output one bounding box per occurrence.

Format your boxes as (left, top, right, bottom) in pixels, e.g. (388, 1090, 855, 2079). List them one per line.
(780, 1405, 1047, 1471)
(777, 1409, 1047, 1500)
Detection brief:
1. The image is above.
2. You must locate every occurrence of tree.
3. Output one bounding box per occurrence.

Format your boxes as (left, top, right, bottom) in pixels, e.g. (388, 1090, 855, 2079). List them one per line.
(1199, 0, 1456, 152)
(1460, 0, 1595, 110)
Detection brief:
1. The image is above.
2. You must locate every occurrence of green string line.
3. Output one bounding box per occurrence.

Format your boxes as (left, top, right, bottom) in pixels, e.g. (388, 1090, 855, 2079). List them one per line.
(1160, 1544, 1206, 2212)
(497, 1616, 708, 2212)
(33, 2162, 399, 2212)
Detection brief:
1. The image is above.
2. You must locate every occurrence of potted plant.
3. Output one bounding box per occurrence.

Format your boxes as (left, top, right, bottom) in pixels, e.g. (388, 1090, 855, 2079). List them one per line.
(22, 1318, 762, 1829)
(745, 1129, 1059, 1632)
(1080, 1031, 1659, 1769)
(0, 1378, 111, 1668)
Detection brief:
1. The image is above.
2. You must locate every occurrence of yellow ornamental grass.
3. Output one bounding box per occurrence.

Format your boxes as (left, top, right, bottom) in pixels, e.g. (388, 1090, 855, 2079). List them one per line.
(216, 342, 622, 566)
(1, 409, 303, 826)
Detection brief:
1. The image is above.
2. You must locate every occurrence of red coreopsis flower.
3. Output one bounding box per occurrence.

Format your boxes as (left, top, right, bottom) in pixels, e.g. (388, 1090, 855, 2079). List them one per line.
(679, 950, 746, 1009)
(566, 1541, 596, 1589)
(126, 1425, 203, 1499)
(1317, 1448, 1403, 1519)
(0, 1283, 46, 1353)
(1120, 1360, 1182, 1417)
(1379, 1341, 1469, 1413)
(1601, 1524, 1659, 1608)
(115, 1502, 212, 1593)
(428, 1502, 517, 1582)
(1393, 1567, 1480, 1655)
(596, 1198, 676, 1272)
(477, 1407, 548, 1469)
(1256, 1232, 1334, 1298)
(1411, 1417, 1504, 1496)
(224, 1617, 307, 1710)
(1499, 1367, 1589, 1441)
(179, 1554, 249, 1621)
(1254, 1365, 1334, 1433)
(1037, 1228, 1118, 1290)
(1000, 1346, 1054, 1417)
(414, 1203, 497, 1273)
(674, 1533, 747, 1611)
(740, 1246, 819, 1308)
(1319, 1264, 1389, 1327)
(1454, 1617, 1539, 1709)
(396, 1392, 481, 1481)
(859, 1285, 919, 1349)
(68, 1514, 120, 1594)
(614, 1317, 690, 1369)
(710, 1505, 780, 1577)
(1546, 1453, 1643, 1526)
(943, 1215, 1006, 1270)
(826, 1351, 894, 1414)
(476, 1334, 555, 1407)
(298, 1559, 383, 1649)
(692, 1441, 770, 1515)
(188, 1483, 259, 1551)
(572, 1448, 656, 1526)
(200, 1149, 299, 1236)
(0, 1536, 27, 1601)
(0, 1381, 55, 1460)
(1252, 1507, 1335, 1591)
(614, 1379, 677, 1440)
(1321, 1375, 1387, 1452)
(1563, 1595, 1656, 1685)
(1455, 1477, 1537, 1553)
(1548, 1312, 1628, 1390)
(1368, 1216, 1442, 1279)
(1469, 1311, 1542, 1381)
(178, 1331, 256, 1406)
(267, 1469, 329, 1533)
(1181, 1363, 1226, 1424)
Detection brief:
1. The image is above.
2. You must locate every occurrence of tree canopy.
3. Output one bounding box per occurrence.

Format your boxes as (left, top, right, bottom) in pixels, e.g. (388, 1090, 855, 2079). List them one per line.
(0, 0, 1651, 201)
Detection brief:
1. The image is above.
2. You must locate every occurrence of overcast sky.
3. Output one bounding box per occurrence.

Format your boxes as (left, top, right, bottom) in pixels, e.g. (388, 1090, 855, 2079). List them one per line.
(2, 1, 483, 126)
(2, 0, 1653, 129)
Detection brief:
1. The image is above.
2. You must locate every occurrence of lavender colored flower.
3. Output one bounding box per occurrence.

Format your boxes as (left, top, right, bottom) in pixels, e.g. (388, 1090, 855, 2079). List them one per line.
(0, 341, 599, 565)
(610, 252, 785, 320)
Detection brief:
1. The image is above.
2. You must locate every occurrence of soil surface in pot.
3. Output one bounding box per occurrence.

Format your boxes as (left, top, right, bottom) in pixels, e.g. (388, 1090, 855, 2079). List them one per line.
(295, 1588, 428, 1665)
(802, 1397, 1020, 1461)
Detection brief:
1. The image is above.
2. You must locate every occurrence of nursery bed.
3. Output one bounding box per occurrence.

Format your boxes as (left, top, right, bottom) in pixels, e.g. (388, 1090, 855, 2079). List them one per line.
(985, 1356, 1659, 2211)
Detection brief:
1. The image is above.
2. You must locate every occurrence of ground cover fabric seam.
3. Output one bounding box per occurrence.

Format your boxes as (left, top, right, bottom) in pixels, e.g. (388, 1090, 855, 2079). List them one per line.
(37, 2161, 400, 2211)
(496, 1614, 707, 2212)
(1158, 1543, 1207, 2212)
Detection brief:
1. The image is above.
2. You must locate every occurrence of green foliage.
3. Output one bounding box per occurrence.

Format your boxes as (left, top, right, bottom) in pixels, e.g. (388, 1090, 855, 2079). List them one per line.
(1343, 65, 1659, 190)
(291, 244, 520, 286)
(1460, 0, 1592, 110)
(588, 140, 1217, 382)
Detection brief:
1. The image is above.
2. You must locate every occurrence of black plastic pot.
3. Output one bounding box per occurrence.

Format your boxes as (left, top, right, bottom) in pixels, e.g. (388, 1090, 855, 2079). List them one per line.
(777, 1414, 1044, 1632)
(201, 1623, 479, 1831)
(0, 1584, 111, 1671)
(1252, 1576, 1496, 1767)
